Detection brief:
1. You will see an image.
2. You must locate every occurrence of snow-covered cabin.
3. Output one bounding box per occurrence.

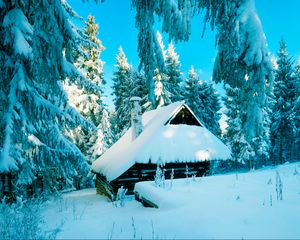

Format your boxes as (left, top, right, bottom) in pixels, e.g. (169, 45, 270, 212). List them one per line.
(92, 99, 231, 199)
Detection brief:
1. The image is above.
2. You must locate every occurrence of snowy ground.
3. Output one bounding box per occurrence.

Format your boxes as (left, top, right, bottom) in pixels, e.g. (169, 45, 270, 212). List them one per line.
(43, 162, 300, 239)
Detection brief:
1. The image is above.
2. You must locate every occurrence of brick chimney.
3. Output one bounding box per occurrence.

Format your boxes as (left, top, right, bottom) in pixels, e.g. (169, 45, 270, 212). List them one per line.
(130, 97, 143, 141)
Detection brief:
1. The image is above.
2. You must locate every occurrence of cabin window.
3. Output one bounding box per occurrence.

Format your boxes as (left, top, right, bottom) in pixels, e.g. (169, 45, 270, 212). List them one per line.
(166, 106, 201, 126)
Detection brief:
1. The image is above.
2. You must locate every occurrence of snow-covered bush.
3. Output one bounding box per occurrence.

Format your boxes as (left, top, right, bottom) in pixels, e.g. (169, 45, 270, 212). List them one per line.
(0, 197, 62, 239)
(154, 165, 165, 188)
(115, 186, 128, 207)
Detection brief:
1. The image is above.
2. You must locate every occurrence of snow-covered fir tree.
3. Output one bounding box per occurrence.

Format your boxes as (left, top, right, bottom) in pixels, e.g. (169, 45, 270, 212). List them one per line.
(184, 66, 200, 114)
(111, 47, 134, 139)
(153, 31, 173, 108)
(165, 43, 183, 102)
(292, 58, 300, 161)
(223, 86, 254, 167)
(65, 15, 105, 126)
(154, 68, 171, 108)
(131, 0, 271, 112)
(63, 15, 107, 160)
(185, 66, 221, 136)
(213, 0, 273, 168)
(89, 110, 112, 162)
(132, 71, 149, 110)
(270, 40, 298, 164)
(0, 0, 94, 194)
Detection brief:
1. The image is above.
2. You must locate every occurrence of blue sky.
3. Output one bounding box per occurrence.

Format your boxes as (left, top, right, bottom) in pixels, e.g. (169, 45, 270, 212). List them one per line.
(69, 0, 300, 109)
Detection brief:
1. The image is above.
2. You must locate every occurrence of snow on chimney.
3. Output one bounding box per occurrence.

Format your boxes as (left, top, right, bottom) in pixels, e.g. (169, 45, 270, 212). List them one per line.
(130, 97, 143, 141)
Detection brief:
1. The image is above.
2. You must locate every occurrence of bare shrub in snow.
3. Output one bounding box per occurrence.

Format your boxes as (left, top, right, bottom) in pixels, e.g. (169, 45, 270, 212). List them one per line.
(0, 197, 62, 239)
(276, 171, 283, 200)
(131, 216, 137, 239)
(108, 222, 115, 240)
(192, 173, 197, 182)
(293, 167, 299, 176)
(267, 178, 272, 185)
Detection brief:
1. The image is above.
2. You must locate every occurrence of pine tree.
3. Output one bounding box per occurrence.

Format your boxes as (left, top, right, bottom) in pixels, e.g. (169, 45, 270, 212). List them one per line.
(292, 58, 300, 161)
(270, 40, 298, 164)
(89, 110, 112, 162)
(165, 43, 183, 102)
(76, 15, 105, 126)
(63, 15, 106, 160)
(154, 68, 171, 108)
(213, 0, 273, 169)
(111, 47, 134, 139)
(131, 0, 195, 107)
(110, 69, 148, 142)
(223, 86, 255, 168)
(132, 0, 271, 111)
(0, 1, 93, 194)
(185, 66, 221, 136)
(198, 80, 221, 136)
(132, 71, 149, 111)
(185, 66, 200, 115)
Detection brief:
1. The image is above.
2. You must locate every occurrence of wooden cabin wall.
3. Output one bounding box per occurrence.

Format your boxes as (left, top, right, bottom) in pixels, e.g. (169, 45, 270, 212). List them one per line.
(98, 161, 211, 197)
(0, 173, 16, 200)
(96, 176, 115, 200)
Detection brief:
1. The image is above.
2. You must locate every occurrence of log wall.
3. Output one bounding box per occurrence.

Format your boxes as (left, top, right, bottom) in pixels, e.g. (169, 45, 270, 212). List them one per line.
(96, 161, 210, 198)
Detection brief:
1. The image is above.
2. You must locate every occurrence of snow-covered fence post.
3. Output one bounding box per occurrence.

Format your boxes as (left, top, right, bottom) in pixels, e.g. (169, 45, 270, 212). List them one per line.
(185, 164, 189, 179)
(276, 171, 283, 201)
(170, 168, 174, 189)
(162, 168, 166, 188)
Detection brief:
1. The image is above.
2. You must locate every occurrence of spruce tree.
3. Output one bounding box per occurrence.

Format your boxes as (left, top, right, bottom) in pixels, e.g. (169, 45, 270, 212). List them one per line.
(75, 15, 105, 126)
(132, 71, 149, 111)
(111, 47, 134, 139)
(185, 66, 200, 115)
(198, 80, 221, 136)
(63, 15, 106, 155)
(223, 86, 255, 168)
(270, 40, 297, 164)
(185, 66, 221, 136)
(165, 43, 183, 102)
(292, 58, 300, 161)
(89, 110, 112, 162)
(0, 0, 93, 194)
(132, 0, 271, 111)
(154, 68, 171, 108)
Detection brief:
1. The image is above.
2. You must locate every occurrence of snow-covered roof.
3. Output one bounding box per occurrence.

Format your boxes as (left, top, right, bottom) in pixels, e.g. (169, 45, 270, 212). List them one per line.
(92, 102, 231, 181)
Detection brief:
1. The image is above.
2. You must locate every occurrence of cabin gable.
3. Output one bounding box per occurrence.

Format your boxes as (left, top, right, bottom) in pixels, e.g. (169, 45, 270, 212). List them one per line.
(165, 105, 201, 126)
